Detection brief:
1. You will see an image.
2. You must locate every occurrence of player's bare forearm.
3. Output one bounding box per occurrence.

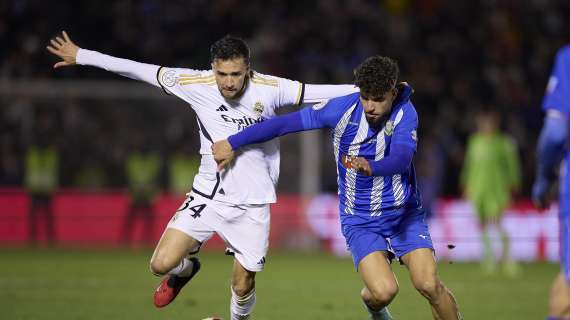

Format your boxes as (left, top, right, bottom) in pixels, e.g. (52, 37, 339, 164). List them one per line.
(46, 31, 79, 68)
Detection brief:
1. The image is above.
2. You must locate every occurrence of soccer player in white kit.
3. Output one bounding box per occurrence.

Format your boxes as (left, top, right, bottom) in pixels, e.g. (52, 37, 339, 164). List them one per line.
(47, 31, 357, 319)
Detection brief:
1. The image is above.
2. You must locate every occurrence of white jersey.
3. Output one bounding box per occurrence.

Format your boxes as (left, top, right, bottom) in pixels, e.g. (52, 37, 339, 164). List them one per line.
(76, 48, 358, 205)
(157, 67, 302, 204)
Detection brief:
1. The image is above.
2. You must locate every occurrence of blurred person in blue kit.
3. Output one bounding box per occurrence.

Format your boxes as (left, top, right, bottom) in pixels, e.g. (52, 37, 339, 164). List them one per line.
(25, 113, 59, 245)
(533, 44, 570, 320)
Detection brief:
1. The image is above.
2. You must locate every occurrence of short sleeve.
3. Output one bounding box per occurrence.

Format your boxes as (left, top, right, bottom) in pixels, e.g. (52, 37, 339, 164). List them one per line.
(390, 103, 419, 151)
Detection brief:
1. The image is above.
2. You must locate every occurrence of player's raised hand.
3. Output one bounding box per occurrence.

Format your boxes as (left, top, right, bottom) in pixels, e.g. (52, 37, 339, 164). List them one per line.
(46, 31, 79, 68)
(531, 177, 550, 210)
(212, 139, 235, 171)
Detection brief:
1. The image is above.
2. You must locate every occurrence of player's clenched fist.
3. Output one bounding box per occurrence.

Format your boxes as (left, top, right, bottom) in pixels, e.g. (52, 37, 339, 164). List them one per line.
(46, 31, 80, 68)
(341, 155, 372, 176)
(212, 139, 235, 171)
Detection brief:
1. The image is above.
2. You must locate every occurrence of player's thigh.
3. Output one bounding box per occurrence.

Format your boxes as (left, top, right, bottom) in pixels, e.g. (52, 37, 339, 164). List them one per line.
(400, 248, 438, 289)
(358, 251, 398, 295)
(220, 204, 270, 273)
(151, 195, 215, 270)
(150, 228, 201, 273)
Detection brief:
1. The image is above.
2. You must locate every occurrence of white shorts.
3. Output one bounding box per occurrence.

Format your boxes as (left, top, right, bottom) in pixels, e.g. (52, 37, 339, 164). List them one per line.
(167, 192, 270, 272)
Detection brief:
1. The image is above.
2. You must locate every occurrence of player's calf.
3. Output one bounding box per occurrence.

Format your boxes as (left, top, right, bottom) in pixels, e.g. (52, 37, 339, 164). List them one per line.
(230, 266, 257, 319)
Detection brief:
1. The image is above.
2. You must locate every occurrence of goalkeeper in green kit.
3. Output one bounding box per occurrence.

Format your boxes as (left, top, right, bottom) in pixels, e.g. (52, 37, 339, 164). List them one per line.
(460, 109, 521, 276)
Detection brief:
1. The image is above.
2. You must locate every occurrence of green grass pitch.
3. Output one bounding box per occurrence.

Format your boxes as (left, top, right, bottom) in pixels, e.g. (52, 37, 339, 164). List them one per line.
(0, 249, 557, 319)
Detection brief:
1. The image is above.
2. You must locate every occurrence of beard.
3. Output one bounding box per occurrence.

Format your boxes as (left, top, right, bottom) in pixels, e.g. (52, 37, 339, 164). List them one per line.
(366, 113, 390, 129)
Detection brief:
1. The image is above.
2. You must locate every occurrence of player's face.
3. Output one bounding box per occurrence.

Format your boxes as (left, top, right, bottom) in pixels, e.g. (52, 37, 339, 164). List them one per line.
(212, 57, 249, 99)
(476, 113, 499, 134)
(360, 88, 398, 127)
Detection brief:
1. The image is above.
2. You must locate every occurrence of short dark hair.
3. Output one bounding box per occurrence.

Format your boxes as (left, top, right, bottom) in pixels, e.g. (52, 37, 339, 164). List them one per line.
(210, 35, 250, 65)
(354, 56, 399, 98)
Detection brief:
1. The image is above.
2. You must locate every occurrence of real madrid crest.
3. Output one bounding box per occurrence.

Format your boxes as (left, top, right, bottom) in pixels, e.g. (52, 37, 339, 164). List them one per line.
(253, 101, 264, 116)
(384, 120, 394, 136)
(161, 69, 177, 87)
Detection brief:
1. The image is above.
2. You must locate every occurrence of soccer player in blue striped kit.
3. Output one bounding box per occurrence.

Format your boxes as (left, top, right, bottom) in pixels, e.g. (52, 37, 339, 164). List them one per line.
(532, 44, 570, 320)
(212, 56, 462, 319)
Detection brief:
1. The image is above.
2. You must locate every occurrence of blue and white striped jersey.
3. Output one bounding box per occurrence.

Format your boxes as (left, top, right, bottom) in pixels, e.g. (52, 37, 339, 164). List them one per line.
(299, 84, 421, 216)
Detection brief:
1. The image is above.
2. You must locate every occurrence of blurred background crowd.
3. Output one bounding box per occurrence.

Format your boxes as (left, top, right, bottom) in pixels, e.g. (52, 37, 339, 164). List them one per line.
(1, 0, 570, 199)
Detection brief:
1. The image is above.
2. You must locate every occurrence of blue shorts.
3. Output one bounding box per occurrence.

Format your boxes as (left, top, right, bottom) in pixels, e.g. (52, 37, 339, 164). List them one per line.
(341, 206, 434, 269)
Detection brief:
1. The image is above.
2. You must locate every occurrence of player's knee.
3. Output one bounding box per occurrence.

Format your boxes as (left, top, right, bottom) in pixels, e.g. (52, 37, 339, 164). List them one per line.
(149, 257, 174, 276)
(361, 282, 398, 307)
(413, 278, 442, 301)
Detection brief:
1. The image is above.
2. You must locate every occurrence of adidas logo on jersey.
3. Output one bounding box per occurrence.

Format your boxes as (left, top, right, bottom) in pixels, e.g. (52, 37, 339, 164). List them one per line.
(216, 105, 229, 112)
(257, 257, 266, 265)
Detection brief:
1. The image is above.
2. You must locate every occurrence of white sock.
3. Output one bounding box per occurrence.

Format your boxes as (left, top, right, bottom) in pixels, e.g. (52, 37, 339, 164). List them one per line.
(230, 287, 256, 320)
(168, 257, 195, 277)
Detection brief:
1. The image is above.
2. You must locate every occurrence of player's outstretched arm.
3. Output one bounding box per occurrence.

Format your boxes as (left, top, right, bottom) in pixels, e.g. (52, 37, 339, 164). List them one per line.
(532, 111, 568, 208)
(211, 111, 315, 170)
(46, 31, 78, 68)
(46, 31, 161, 88)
